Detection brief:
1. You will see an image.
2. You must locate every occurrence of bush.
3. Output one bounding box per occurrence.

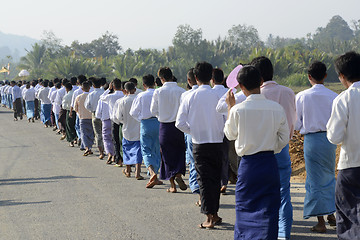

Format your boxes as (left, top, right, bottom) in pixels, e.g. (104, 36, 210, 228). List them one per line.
(277, 73, 309, 87)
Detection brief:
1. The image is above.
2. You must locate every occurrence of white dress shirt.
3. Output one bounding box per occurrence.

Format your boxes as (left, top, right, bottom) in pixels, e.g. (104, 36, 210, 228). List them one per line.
(100, 90, 124, 121)
(224, 94, 289, 157)
(84, 87, 105, 113)
(176, 85, 224, 144)
(71, 87, 83, 108)
(23, 88, 36, 102)
(54, 87, 66, 108)
(129, 88, 156, 122)
(261, 81, 296, 138)
(135, 88, 143, 95)
(327, 81, 360, 170)
(48, 86, 56, 100)
(212, 85, 228, 99)
(50, 89, 60, 114)
(114, 94, 140, 141)
(11, 85, 22, 101)
(295, 84, 337, 135)
(37, 87, 51, 104)
(62, 90, 74, 111)
(95, 100, 110, 121)
(180, 85, 198, 103)
(216, 90, 246, 115)
(150, 82, 185, 123)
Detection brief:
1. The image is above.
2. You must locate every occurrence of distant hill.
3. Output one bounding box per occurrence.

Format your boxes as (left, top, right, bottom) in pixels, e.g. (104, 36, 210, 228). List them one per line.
(0, 31, 38, 61)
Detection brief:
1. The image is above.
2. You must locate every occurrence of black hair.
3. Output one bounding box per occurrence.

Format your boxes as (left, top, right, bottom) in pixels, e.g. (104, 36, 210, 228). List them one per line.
(10, 81, 16, 85)
(31, 81, 37, 87)
(82, 81, 91, 91)
(172, 76, 178, 82)
(155, 77, 163, 87)
(53, 78, 60, 84)
(237, 65, 262, 91)
(43, 81, 49, 87)
(187, 68, 196, 85)
(143, 74, 155, 87)
(49, 82, 54, 88)
(77, 75, 87, 84)
(100, 77, 106, 86)
(335, 51, 360, 82)
(26, 83, 31, 89)
(158, 67, 173, 81)
(61, 78, 69, 85)
(91, 77, 102, 88)
(70, 77, 77, 85)
(55, 82, 62, 89)
(65, 82, 73, 91)
(124, 82, 136, 92)
(212, 68, 224, 84)
(129, 78, 138, 85)
(193, 62, 213, 83)
(308, 61, 327, 82)
(121, 81, 128, 90)
(113, 78, 122, 90)
(250, 56, 273, 82)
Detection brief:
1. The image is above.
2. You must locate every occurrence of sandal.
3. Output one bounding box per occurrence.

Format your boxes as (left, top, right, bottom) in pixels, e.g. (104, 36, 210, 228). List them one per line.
(175, 176, 187, 191)
(195, 200, 201, 207)
(198, 223, 215, 230)
(136, 176, 144, 180)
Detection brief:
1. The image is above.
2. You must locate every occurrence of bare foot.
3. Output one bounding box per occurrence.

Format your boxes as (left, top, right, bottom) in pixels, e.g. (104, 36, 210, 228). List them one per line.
(166, 188, 177, 193)
(310, 224, 326, 233)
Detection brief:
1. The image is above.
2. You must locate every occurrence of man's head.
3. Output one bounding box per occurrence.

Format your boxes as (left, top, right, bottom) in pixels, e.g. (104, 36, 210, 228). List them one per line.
(158, 67, 173, 82)
(250, 56, 273, 82)
(70, 77, 77, 85)
(91, 77, 102, 88)
(124, 82, 136, 94)
(143, 74, 155, 88)
(237, 65, 262, 92)
(308, 61, 327, 83)
(81, 81, 91, 92)
(65, 82, 73, 92)
(129, 78, 138, 87)
(335, 51, 360, 84)
(212, 68, 224, 86)
(193, 62, 213, 84)
(187, 68, 196, 87)
(113, 78, 122, 90)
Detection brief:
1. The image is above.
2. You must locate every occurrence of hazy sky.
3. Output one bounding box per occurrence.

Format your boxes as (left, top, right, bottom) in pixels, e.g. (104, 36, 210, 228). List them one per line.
(1, 0, 359, 50)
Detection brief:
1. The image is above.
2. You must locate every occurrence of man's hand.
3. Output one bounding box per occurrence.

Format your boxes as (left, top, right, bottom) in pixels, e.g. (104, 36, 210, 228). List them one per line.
(225, 89, 235, 109)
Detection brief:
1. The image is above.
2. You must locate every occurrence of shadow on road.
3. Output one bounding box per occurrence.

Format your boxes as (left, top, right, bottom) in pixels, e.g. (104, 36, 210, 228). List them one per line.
(0, 200, 51, 207)
(0, 175, 94, 182)
(0, 111, 13, 114)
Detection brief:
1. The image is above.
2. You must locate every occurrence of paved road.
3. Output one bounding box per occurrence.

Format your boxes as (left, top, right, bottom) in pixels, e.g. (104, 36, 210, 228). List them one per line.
(0, 107, 337, 240)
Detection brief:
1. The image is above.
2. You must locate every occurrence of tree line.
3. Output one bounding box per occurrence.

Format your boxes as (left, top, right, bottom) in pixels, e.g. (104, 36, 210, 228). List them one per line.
(12, 15, 360, 86)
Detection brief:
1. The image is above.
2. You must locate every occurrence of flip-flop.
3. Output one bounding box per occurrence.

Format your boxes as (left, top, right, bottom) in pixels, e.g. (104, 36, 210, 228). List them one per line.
(146, 180, 156, 188)
(175, 176, 187, 191)
(166, 188, 177, 193)
(136, 176, 144, 180)
(198, 223, 215, 230)
(195, 200, 201, 207)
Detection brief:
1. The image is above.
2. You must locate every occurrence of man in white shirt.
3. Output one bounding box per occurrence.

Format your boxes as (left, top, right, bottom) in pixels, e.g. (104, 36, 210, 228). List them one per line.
(151, 67, 186, 193)
(326, 51, 360, 239)
(71, 75, 87, 148)
(114, 82, 144, 180)
(224, 65, 289, 239)
(129, 78, 143, 95)
(63, 82, 77, 146)
(176, 62, 224, 229)
(55, 79, 69, 140)
(11, 81, 23, 121)
(100, 78, 124, 166)
(37, 80, 52, 127)
(23, 82, 36, 122)
(130, 74, 162, 188)
(251, 56, 295, 240)
(85, 78, 105, 159)
(295, 61, 338, 233)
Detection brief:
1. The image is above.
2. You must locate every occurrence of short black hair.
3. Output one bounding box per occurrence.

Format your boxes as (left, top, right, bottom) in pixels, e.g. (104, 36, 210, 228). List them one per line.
(82, 81, 91, 91)
(193, 62, 213, 83)
(129, 78, 138, 85)
(31, 81, 36, 87)
(143, 74, 155, 87)
(187, 68, 196, 85)
(121, 81, 128, 90)
(124, 82, 135, 92)
(237, 65, 262, 91)
(49, 81, 54, 88)
(113, 78, 122, 90)
(77, 75, 87, 84)
(91, 77, 101, 88)
(61, 78, 69, 85)
(70, 77, 77, 85)
(250, 56, 273, 81)
(335, 51, 360, 82)
(308, 61, 327, 82)
(43, 81, 49, 87)
(65, 82, 73, 91)
(100, 77, 106, 86)
(212, 68, 224, 84)
(155, 77, 163, 87)
(55, 82, 62, 89)
(158, 67, 173, 81)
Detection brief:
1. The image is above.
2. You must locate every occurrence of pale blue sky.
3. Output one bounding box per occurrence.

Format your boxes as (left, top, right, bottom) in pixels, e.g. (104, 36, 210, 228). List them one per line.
(1, 0, 359, 49)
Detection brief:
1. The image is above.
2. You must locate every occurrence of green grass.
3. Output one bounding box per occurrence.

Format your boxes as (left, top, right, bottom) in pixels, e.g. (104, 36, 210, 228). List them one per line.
(289, 82, 345, 94)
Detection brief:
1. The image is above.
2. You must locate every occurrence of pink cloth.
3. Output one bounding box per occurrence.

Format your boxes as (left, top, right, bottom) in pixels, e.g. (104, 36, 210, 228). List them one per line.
(261, 81, 296, 139)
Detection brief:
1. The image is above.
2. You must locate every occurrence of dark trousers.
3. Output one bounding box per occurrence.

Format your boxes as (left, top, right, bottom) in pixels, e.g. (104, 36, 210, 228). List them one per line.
(112, 121, 122, 164)
(66, 110, 77, 143)
(34, 99, 39, 119)
(50, 110, 56, 127)
(58, 108, 67, 133)
(13, 98, 23, 119)
(221, 136, 230, 186)
(193, 142, 223, 215)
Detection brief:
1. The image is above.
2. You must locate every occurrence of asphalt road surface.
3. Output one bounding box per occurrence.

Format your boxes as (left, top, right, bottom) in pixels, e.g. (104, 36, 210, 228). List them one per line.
(0, 107, 337, 240)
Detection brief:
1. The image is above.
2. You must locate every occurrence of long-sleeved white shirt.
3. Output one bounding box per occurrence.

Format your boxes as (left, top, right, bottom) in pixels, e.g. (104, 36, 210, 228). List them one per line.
(95, 100, 110, 121)
(114, 94, 140, 141)
(150, 82, 185, 123)
(23, 88, 36, 102)
(62, 90, 74, 111)
(327, 81, 360, 170)
(295, 84, 337, 135)
(100, 90, 124, 121)
(176, 85, 224, 144)
(224, 94, 289, 157)
(11, 85, 22, 101)
(129, 88, 156, 122)
(180, 85, 199, 103)
(54, 87, 66, 107)
(216, 90, 246, 115)
(37, 87, 51, 104)
(212, 85, 228, 99)
(84, 87, 105, 113)
(71, 87, 83, 108)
